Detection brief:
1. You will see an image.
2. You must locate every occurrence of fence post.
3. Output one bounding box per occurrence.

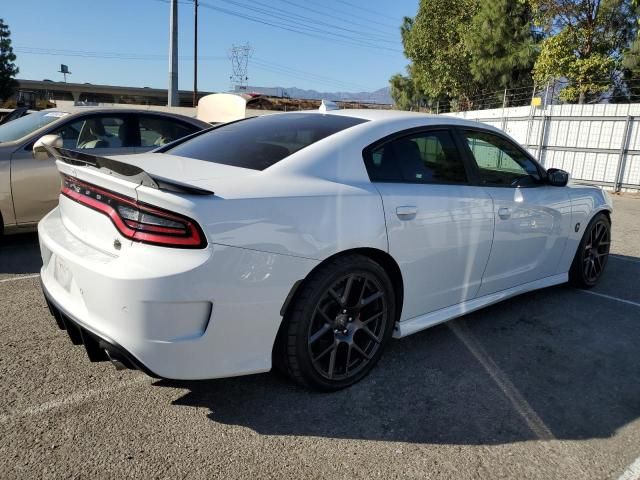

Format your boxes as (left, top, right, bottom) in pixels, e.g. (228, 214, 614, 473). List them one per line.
(501, 88, 507, 130)
(525, 84, 537, 149)
(537, 115, 548, 165)
(614, 115, 633, 192)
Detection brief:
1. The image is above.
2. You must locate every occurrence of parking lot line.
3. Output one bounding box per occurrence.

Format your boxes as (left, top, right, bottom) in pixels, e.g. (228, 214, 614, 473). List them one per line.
(579, 290, 640, 308)
(0, 375, 149, 424)
(0, 273, 40, 284)
(617, 456, 640, 480)
(448, 321, 555, 441)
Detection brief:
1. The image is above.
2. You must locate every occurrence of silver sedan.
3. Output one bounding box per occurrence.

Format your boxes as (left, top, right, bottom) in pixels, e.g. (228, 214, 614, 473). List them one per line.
(0, 107, 209, 235)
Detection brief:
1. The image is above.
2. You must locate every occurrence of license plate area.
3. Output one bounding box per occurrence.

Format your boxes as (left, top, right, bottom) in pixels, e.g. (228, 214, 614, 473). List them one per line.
(53, 255, 73, 292)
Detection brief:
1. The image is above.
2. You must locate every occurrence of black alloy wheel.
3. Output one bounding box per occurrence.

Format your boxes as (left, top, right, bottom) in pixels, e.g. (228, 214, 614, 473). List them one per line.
(570, 213, 611, 288)
(278, 254, 395, 391)
(307, 271, 387, 381)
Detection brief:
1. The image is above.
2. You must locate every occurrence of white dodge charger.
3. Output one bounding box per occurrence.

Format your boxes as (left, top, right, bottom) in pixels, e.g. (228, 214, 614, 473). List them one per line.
(38, 110, 612, 390)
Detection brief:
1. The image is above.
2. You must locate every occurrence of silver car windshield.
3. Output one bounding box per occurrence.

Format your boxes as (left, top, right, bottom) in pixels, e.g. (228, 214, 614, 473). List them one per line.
(0, 111, 69, 143)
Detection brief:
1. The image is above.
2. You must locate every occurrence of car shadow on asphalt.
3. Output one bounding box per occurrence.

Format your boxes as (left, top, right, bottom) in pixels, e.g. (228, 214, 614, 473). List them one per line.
(157, 273, 640, 445)
(0, 232, 42, 275)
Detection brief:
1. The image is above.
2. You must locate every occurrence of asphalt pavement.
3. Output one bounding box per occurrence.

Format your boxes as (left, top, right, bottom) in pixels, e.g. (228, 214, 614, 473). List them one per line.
(0, 195, 639, 479)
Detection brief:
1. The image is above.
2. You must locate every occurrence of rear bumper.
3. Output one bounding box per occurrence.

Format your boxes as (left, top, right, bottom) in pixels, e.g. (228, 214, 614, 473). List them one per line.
(38, 207, 319, 380)
(41, 280, 160, 377)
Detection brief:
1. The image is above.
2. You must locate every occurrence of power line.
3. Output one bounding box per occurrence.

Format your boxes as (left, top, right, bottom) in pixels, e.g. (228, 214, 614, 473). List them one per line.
(275, 0, 399, 35)
(197, 1, 402, 54)
(147, 0, 402, 54)
(252, 58, 370, 90)
(332, 0, 400, 22)
(218, 0, 398, 43)
(307, 0, 401, 30)
(14, 46, 225, 61)
(14, 46, 373, 91)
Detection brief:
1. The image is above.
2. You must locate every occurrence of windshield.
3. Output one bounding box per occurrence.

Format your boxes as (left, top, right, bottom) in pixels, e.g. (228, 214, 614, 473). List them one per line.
(0, 111, 69, 143)
(165, 113, 367, 170)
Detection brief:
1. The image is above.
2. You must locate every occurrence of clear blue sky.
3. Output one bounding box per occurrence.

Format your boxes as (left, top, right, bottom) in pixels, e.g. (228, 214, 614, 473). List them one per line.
(3, 0, 416, 93)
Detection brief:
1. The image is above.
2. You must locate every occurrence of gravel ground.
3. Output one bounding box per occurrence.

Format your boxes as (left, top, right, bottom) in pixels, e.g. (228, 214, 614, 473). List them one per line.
(0, 195, 638, 480)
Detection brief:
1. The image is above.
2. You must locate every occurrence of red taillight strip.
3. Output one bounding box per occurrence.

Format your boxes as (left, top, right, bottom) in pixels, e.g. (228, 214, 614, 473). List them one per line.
(60, 176, 206, 249)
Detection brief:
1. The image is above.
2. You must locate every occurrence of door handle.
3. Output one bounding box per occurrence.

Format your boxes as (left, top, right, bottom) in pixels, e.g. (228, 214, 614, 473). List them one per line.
(396, 206, 417, 219)
(498, 207, 511, 220)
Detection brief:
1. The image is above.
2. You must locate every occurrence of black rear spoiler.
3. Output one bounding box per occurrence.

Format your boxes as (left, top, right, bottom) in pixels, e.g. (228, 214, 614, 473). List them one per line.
(44, 146, 214, 196)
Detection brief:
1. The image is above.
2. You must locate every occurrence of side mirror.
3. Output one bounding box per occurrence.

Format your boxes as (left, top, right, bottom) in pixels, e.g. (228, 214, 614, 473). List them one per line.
(32, 134, 63, 161)
(547, 168, 569, 187)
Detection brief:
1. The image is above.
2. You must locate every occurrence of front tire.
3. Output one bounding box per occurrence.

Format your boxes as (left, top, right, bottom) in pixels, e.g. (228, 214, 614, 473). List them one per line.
(569, 212, 611, 288)
(280, 254, 396, 391)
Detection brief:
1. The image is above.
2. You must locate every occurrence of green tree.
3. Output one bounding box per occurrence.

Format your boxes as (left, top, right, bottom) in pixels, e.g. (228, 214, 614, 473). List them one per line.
(400, 0, 480, 102)
(617, 0, 640, 100)
(466, 0, 539, 91)
(0, 18, 19, 102)
(531, 0, 637, 103)
(389, 73, 419, 111)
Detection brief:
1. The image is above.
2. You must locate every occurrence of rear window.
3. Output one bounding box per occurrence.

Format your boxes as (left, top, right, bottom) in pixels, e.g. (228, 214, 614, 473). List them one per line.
(165, 113, 367, 170)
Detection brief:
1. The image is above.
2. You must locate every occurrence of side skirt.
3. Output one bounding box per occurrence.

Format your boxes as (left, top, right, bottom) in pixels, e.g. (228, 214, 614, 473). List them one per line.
(393, 273, 568, 339)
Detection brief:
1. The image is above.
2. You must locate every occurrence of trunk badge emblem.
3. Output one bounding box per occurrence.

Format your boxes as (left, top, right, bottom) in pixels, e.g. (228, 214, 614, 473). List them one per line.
(113, 239, 122, 250)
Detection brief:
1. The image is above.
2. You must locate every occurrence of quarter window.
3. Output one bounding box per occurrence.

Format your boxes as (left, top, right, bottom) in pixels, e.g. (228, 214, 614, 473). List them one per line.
(463, 130, 541, 186)
(365, 130, 467, 184)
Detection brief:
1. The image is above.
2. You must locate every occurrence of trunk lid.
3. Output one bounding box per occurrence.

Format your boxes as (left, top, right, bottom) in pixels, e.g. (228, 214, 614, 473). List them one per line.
(51, 150, 251, 253)
(111, 152, 257, 185)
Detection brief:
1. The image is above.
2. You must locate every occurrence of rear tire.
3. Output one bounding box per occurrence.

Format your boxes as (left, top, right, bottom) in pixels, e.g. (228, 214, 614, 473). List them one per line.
(569, 212, 611, 289)
(279, 254, 396, 391)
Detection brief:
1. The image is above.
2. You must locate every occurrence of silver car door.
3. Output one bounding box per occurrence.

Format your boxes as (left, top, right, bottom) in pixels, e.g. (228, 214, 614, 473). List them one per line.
(459, 128, 572, 296)
(364, 128, 494, 321)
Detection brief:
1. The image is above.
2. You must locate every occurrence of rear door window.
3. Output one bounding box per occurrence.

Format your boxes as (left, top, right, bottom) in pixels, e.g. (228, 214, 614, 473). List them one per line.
(137, 115, 200, 147)
(52, 115, 136, 150)
(364, 129, 468, 184)
(165, 113, 367, 170)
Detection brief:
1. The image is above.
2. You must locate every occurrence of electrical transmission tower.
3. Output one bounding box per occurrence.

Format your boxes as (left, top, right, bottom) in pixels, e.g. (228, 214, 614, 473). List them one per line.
(228, 43, 253, 92)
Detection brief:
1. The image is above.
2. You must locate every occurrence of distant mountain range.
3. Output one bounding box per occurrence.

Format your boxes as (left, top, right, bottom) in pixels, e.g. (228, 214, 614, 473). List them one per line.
(239, 85, 393, 104)
(285, 86, 392, 104)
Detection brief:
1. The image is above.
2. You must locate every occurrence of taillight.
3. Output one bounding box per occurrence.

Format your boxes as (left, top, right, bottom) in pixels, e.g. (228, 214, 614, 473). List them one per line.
(61, 174, 206, 249)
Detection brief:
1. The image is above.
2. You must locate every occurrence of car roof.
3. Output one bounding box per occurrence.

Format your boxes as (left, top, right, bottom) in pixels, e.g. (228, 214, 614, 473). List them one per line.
(40, 106, 208, 125)
(318, 108, 497, 131)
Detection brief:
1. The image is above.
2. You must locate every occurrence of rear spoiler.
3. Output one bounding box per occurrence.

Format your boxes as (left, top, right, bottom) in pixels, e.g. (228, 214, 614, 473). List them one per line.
(43, 146, 214, 196)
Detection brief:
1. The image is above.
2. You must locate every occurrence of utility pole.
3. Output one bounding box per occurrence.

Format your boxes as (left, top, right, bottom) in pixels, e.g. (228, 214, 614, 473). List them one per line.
(193, 0, 199, 108)
(168, 0, 179, 107)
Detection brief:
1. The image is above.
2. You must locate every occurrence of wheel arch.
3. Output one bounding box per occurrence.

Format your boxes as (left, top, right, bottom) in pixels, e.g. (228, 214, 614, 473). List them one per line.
(273, 247, 405, 361)
(280, 247, 404, 323)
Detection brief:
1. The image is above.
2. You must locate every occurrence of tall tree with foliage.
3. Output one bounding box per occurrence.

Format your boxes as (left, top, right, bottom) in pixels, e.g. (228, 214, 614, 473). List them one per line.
(466, 0, 539, 91)
(0, 19, 19, 102)
(532, 0, 637, 103)
(617, 0, 640, 100)
(400, 0, 479, 102)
